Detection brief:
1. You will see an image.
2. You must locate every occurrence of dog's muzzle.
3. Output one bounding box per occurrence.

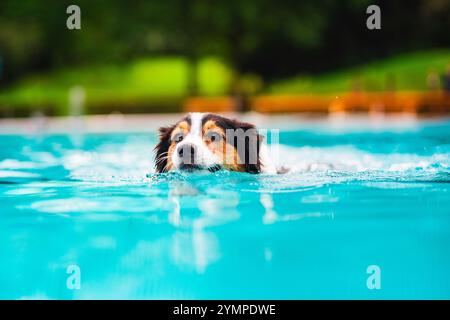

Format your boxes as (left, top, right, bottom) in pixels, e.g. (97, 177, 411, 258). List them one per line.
(178, 143, 200, 170)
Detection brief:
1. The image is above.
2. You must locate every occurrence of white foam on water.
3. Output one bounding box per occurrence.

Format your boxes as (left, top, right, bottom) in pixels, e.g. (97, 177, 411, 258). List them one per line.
(3, 132, 447, 185)
(4, 187, 46, 195)
(0, 170, 40, 178)
(30, 198, 99, 214)
(273, 145, 449, 173)
(0, 159, 40, 169)
(57, 142, 449, 183)
(62, 139, 153, 182)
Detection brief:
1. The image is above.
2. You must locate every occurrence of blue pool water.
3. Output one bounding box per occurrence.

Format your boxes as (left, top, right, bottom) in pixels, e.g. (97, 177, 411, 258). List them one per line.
(0, 117, 449, 299)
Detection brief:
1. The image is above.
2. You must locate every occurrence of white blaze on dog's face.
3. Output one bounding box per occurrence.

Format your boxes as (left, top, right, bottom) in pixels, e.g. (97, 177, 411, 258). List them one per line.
(170, 113, 220, 171)
(154, 113, 262, 173)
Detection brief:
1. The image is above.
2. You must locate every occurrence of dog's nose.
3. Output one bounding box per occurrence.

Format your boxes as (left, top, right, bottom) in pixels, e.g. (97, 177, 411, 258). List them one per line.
(178, 143, 197, 164)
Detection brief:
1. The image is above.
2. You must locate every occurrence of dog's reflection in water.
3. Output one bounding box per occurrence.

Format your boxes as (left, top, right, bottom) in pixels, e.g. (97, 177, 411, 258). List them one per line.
(166, 180, 240, 273)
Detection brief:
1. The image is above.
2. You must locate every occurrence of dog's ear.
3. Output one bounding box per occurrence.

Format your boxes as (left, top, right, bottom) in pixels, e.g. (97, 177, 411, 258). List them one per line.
(154, 125, 175, 173)
(228, 120, 262, 174)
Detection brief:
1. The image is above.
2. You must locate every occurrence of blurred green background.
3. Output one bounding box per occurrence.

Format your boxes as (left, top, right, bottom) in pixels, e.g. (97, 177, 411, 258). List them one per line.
(0, 0, 449, 116)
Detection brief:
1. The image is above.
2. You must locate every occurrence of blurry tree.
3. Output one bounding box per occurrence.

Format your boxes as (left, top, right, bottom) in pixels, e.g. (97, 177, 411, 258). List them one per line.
(154, 0, 337, 103)
(0, 0, 449, 89)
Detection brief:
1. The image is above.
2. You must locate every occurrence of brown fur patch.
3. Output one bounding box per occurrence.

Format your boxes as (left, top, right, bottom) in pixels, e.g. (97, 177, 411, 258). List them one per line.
(171, 121, 190, 140)
(154, 119, 190, 173)
(202, 120, 224, 136)
(202, 119, 245, 171)
(163, 120, 190, 171)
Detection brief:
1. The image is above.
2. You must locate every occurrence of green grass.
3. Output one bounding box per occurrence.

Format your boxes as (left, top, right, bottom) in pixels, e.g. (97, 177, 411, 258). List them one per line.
(0, 56, 232, 115)
(268, 49, 450, 95)
(1, 50, 449, 116)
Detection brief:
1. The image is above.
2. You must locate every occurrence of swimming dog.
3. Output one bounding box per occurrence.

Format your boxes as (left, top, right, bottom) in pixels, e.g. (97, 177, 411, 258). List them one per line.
(154, 113, 276, 174)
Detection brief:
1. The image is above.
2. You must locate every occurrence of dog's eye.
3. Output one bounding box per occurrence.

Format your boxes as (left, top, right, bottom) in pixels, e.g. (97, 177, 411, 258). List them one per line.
(206, 132, 222, 142)
(173, 134, 184, 143)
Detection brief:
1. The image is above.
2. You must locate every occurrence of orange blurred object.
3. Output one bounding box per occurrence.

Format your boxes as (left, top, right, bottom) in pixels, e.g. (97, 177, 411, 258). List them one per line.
(250, 92, 450, 114)
(183, 96, 237, 113)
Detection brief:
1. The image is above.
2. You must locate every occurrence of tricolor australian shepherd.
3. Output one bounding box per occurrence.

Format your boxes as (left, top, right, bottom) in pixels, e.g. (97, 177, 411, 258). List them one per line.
(154, 113, 276, 174)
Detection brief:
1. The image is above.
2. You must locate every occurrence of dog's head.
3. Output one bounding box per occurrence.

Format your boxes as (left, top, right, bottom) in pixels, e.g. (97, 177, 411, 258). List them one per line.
(154, 113, 262, 174)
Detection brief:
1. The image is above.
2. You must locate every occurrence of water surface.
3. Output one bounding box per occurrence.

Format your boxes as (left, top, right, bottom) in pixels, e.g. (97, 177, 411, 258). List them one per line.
(0, 117, 449, 299)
